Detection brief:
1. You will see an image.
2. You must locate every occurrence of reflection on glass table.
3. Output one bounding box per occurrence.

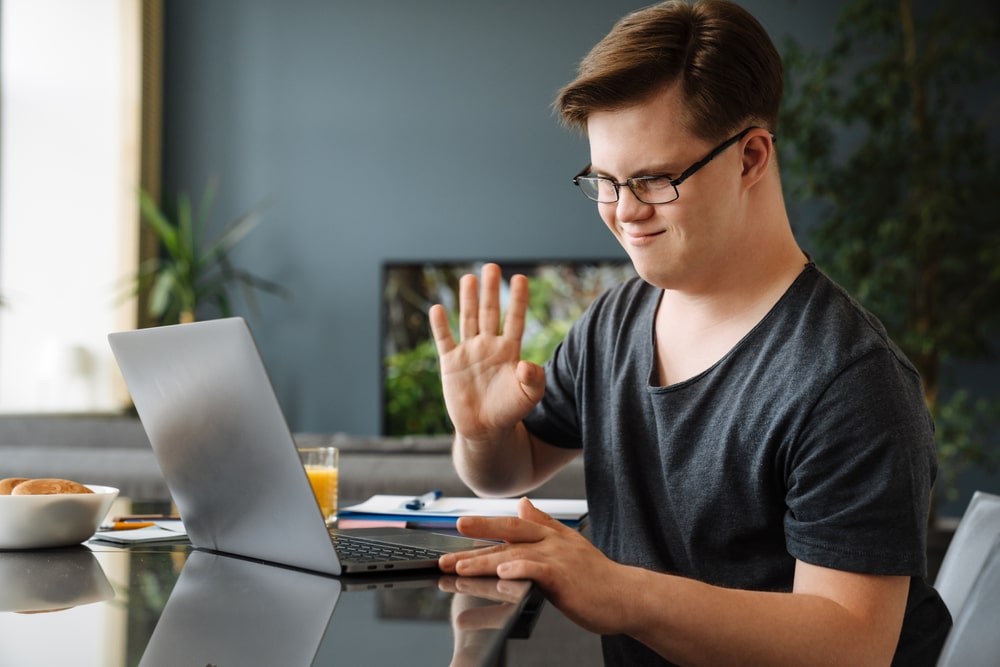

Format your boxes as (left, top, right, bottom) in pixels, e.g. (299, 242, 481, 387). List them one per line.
(0, 543, 537, 667)
(0, 546, 113, 613)
(139, 550, 341, 666)
(0, 545, 187, 667)
(440, 575, 537, 667)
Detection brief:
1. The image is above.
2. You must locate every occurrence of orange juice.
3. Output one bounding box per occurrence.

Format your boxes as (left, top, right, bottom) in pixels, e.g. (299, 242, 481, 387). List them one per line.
(304, 465, 339, 523)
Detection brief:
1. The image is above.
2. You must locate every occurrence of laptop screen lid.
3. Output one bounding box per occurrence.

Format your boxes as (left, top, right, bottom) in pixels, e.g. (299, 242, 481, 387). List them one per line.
(109, 317, 345, 575)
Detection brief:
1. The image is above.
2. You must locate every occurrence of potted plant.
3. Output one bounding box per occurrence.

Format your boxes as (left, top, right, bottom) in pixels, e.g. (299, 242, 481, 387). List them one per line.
(134, 182, 287, 325)
(779, 0, 1000, 524)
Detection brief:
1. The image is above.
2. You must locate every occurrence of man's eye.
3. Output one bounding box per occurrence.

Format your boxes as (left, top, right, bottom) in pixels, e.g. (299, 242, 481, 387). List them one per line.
(635, 176, 673, 191)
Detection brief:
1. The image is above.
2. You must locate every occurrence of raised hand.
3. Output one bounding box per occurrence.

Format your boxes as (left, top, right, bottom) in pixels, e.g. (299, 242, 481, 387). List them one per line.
(428, 263, 545, 443)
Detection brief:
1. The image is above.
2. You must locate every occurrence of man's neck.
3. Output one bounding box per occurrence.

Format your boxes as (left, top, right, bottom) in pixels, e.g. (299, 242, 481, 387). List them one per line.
(652, 217, 807, 387)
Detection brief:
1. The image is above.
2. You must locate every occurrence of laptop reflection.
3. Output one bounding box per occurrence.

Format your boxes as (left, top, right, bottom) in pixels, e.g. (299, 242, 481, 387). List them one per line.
(140, 549, 536, 667)
(139, 550, 341, 667)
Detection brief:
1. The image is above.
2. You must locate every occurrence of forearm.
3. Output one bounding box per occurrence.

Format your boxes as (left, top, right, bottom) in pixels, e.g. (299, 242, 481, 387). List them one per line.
(453, 422, 578, 498)
(444, 506, 906, 666)
(452, 421, 538, 497)
(614, 566, 906, 667)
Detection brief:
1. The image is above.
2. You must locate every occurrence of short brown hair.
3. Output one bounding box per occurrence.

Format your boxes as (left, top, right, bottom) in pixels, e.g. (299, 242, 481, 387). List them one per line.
(555, 0, 783, 141)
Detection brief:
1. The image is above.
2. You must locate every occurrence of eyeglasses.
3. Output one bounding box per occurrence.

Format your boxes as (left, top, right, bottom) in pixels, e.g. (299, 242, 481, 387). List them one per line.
(572, 126, 775, 205)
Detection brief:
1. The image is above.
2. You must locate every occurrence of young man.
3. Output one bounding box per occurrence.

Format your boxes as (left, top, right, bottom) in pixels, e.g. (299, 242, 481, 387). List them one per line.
(428, 1, 951, 665)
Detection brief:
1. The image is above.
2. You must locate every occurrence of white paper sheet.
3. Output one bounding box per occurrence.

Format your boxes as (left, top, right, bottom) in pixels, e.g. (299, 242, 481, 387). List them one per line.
(340, 495, 588, 524)
(90, 519, 187, 544)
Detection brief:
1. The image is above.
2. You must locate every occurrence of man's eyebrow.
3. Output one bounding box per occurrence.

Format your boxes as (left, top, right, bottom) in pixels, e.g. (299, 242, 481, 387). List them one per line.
(590, 162, 680, 179)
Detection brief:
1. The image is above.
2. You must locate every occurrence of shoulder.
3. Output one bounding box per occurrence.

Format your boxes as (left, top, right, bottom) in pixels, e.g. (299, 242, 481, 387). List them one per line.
(771, 265, 919, 378)
(578, 275, 658, 329)
(547, 275, 657, 379)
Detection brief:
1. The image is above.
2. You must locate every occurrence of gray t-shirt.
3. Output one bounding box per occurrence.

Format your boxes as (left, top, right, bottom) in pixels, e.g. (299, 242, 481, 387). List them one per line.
(524, 264, 950, 665)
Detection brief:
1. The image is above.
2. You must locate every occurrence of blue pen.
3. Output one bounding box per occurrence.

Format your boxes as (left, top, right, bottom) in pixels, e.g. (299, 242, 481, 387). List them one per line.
(405, 490, 442, 510)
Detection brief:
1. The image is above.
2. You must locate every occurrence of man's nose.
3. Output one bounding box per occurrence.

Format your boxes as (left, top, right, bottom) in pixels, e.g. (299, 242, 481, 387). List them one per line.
(616, 185, 653, 221)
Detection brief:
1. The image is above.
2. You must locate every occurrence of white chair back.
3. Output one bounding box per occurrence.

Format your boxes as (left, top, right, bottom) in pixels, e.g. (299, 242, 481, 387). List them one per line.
(934, 491, 1000, 618)
(935, 533, 1000, 667)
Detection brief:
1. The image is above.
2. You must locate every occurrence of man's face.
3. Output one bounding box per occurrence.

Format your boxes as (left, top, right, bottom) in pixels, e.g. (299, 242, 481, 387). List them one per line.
(586, 85, 749, 292)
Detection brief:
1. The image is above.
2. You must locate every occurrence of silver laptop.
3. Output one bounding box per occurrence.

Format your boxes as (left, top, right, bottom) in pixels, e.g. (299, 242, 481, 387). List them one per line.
(108, 317, 492, 575)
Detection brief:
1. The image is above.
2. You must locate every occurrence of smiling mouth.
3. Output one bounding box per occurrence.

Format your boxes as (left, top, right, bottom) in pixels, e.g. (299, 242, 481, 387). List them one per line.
(622, 228, 664, 243)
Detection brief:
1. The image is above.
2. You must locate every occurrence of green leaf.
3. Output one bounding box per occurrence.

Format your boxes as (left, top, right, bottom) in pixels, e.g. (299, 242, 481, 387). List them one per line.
(779, 0, 1000, 503)
(132, 184, 287, 325)
(138, 191, 179, 254)
(149, 270, 176, 319)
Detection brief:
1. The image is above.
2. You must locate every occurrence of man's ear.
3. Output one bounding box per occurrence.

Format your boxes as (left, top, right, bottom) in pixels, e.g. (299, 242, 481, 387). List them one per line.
(740, 132, 773, 187)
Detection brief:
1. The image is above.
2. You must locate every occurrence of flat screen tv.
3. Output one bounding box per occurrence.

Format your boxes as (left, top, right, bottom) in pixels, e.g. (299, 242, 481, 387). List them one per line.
(381, 259, 636, 436)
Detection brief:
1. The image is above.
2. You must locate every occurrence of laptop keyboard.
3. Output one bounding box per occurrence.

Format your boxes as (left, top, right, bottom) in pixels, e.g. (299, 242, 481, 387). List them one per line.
(330, 533, 445, 563)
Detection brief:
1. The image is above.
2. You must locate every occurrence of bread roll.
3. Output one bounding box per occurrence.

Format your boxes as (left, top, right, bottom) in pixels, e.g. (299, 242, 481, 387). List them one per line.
(0, 477, 30, 495)
(10, 479, 93, 495)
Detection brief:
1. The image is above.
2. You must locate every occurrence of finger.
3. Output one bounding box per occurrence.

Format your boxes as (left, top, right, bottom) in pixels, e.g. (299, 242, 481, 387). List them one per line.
(495, 556, 558, 582)
(453, 603, 515, 631)
(438, 574, 461, 593)
(518, 497, 575, 537)
(502, 273, 529, 340)
(443, 549, 512, 578)
(443, 537, 553, 580)
(455, 515, 548, 544)
(439, 543, 508, 574)
(496, 578, 532, 599)
(454, 574, 527, 604)
(429, 304, 456, 356)
(518, 497, 555, 523)
(449, 544, 553, 581)
(515, 360, 546, 404)
(458, 273, 479, 341)
(479, 263, 502, 337)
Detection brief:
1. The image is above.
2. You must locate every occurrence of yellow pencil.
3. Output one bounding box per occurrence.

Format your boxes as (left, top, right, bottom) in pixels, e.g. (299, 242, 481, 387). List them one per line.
(104, 521, 156, 531)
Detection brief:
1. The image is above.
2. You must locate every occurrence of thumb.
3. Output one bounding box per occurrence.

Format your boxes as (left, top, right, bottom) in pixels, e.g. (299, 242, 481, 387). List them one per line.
(517, 497, 558, 527)
(515, 360, 546, 404)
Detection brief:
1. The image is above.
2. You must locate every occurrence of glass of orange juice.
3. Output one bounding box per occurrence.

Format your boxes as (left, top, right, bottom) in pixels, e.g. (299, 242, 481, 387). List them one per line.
(298, 447, 339, 526)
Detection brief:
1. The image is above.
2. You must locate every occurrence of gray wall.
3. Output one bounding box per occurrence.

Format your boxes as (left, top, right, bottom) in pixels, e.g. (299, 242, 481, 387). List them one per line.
(161, 1, 999, 516)
(162, 0, 839, 436)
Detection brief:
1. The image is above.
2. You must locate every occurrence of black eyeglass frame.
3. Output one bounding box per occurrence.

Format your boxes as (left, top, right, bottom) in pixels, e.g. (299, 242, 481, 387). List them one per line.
(572, 126, 776, 205)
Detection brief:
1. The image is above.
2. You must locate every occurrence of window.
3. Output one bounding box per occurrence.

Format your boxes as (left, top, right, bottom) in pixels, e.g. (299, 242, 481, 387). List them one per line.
(0, 0, 153, 412)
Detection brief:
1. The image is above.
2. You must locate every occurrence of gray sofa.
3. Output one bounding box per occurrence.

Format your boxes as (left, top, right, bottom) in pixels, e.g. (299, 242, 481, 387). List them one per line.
(0, 413, 585, 501)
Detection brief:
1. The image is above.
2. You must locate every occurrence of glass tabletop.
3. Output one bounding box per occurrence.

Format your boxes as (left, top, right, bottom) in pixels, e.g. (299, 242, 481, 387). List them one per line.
(0, 535, 538, 666)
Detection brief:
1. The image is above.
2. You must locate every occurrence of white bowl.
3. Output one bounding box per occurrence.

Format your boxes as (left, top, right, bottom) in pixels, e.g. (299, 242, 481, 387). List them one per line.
(0, 485, 119, 550)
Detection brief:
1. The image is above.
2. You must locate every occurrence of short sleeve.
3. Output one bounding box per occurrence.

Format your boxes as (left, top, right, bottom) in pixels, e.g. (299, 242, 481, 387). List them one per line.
(524, 331, 584, 450)
(783, 348, 936, 576)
